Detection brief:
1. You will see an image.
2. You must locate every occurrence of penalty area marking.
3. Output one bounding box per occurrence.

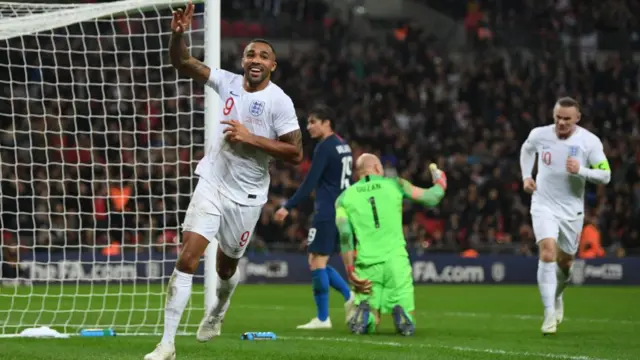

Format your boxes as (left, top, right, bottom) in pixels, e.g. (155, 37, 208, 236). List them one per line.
(280, 336, 611, 360)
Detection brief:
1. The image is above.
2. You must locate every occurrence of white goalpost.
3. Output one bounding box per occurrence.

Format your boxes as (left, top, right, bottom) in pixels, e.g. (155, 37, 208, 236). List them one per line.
(0, 0, 220, 336)
(202, 0, 220, 320)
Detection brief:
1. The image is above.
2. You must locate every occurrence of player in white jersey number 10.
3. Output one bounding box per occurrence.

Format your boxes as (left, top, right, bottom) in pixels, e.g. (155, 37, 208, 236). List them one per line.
(145, 2, 303, 359)
(520, 97, 610, 336)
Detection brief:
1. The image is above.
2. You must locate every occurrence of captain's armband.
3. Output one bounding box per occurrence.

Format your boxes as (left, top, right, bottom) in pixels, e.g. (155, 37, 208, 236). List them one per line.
(591, 160, 610, 171)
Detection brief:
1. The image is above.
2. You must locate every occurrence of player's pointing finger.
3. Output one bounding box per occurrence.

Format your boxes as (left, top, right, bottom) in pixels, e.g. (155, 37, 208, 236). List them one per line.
(185, 1, 194, 17)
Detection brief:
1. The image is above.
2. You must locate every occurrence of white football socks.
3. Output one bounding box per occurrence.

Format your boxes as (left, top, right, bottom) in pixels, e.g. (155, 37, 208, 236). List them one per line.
(161, 269, 193, 345)
(211, 270, 240, 318)
(556, 264, 572, 299)
(537, 260, 557, 314)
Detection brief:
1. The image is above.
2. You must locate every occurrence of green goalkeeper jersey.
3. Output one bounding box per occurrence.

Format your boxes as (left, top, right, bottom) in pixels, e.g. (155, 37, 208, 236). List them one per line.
(336, 175, 408, 265)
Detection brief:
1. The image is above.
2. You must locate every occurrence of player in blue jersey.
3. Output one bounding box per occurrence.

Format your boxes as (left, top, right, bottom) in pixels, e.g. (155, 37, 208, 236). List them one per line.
(274, 104, 356, 329)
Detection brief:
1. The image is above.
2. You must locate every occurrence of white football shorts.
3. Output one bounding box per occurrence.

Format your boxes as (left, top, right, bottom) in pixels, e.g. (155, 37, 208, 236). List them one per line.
(181, 178, 262, 259)
(531, 210, 584, 255)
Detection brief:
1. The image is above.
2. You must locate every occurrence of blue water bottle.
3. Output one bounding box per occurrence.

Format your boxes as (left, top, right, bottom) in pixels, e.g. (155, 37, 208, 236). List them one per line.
(79, 328, 116, 337)
(241, 332, 277, 340)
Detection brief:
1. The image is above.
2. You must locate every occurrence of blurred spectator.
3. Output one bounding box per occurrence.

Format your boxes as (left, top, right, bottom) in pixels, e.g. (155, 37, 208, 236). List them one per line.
(1, 233, 20, 285)
(579, 216, 606, 258)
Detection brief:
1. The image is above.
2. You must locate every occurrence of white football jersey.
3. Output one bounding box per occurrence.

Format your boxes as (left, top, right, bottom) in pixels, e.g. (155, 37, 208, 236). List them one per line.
(194, 68, 300, 206)
(522, 125, 606, 219)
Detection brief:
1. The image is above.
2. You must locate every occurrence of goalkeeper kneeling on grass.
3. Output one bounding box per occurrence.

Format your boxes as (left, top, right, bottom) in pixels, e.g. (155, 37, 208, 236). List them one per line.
(335, 153, 447, 336)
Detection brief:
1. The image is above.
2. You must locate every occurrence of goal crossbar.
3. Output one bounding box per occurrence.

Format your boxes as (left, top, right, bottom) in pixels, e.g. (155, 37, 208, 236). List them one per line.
(0, 0, 204, 41)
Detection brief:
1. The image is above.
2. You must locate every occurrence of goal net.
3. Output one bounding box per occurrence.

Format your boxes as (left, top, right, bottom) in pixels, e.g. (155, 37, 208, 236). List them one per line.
(0, 0, 211, 336)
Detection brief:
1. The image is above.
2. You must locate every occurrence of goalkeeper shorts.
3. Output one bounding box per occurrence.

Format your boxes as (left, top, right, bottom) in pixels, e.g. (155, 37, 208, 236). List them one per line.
(354, 254, 414, 314)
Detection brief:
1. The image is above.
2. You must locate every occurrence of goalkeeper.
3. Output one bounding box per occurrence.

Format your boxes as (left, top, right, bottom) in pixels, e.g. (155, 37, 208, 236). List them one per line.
(335, 153, 447, 336)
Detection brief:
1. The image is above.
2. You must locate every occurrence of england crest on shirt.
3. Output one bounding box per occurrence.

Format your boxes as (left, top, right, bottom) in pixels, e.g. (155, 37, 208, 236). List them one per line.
(568, 145, 579, 157)
(249, 100, 265, 116)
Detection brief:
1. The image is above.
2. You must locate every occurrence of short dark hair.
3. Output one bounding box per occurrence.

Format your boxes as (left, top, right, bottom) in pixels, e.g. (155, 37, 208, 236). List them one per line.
(309, 104, 336, 129)
(248, 38, 276, 57)
(556, 97, 581, 112)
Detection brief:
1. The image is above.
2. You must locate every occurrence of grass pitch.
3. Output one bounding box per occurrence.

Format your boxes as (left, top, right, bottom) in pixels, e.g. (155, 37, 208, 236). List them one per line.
(1, 284, 638, 359)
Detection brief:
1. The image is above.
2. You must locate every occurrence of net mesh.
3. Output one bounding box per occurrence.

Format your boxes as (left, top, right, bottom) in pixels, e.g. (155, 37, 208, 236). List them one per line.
(0, 1, 208, 336)
(0, 3, 85, 18)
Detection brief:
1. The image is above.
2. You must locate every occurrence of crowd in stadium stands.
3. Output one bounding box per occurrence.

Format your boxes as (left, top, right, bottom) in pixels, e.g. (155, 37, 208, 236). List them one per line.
(216, 0, 332, 39)
(458, 0, 640, 53)
(0, 1, 639, 266)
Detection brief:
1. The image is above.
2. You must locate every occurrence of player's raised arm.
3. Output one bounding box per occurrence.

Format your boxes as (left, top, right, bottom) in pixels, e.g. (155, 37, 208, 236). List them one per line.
(396, 164, 447, 207)
(397, 178, 445, 206)
(169, 1, 211, 84)
(574, 138, 611, 184)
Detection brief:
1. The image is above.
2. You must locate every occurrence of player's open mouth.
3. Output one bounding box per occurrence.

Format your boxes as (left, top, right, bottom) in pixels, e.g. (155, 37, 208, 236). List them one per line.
(249, 67, 263, 76)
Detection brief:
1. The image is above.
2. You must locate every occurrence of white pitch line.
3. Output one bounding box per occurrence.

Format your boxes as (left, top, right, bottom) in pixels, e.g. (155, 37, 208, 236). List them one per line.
(441, 312, 640, 325)
(280, 335, 610, 360)
(233, 305, 640, 325)
(109, 333, 613, 360)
